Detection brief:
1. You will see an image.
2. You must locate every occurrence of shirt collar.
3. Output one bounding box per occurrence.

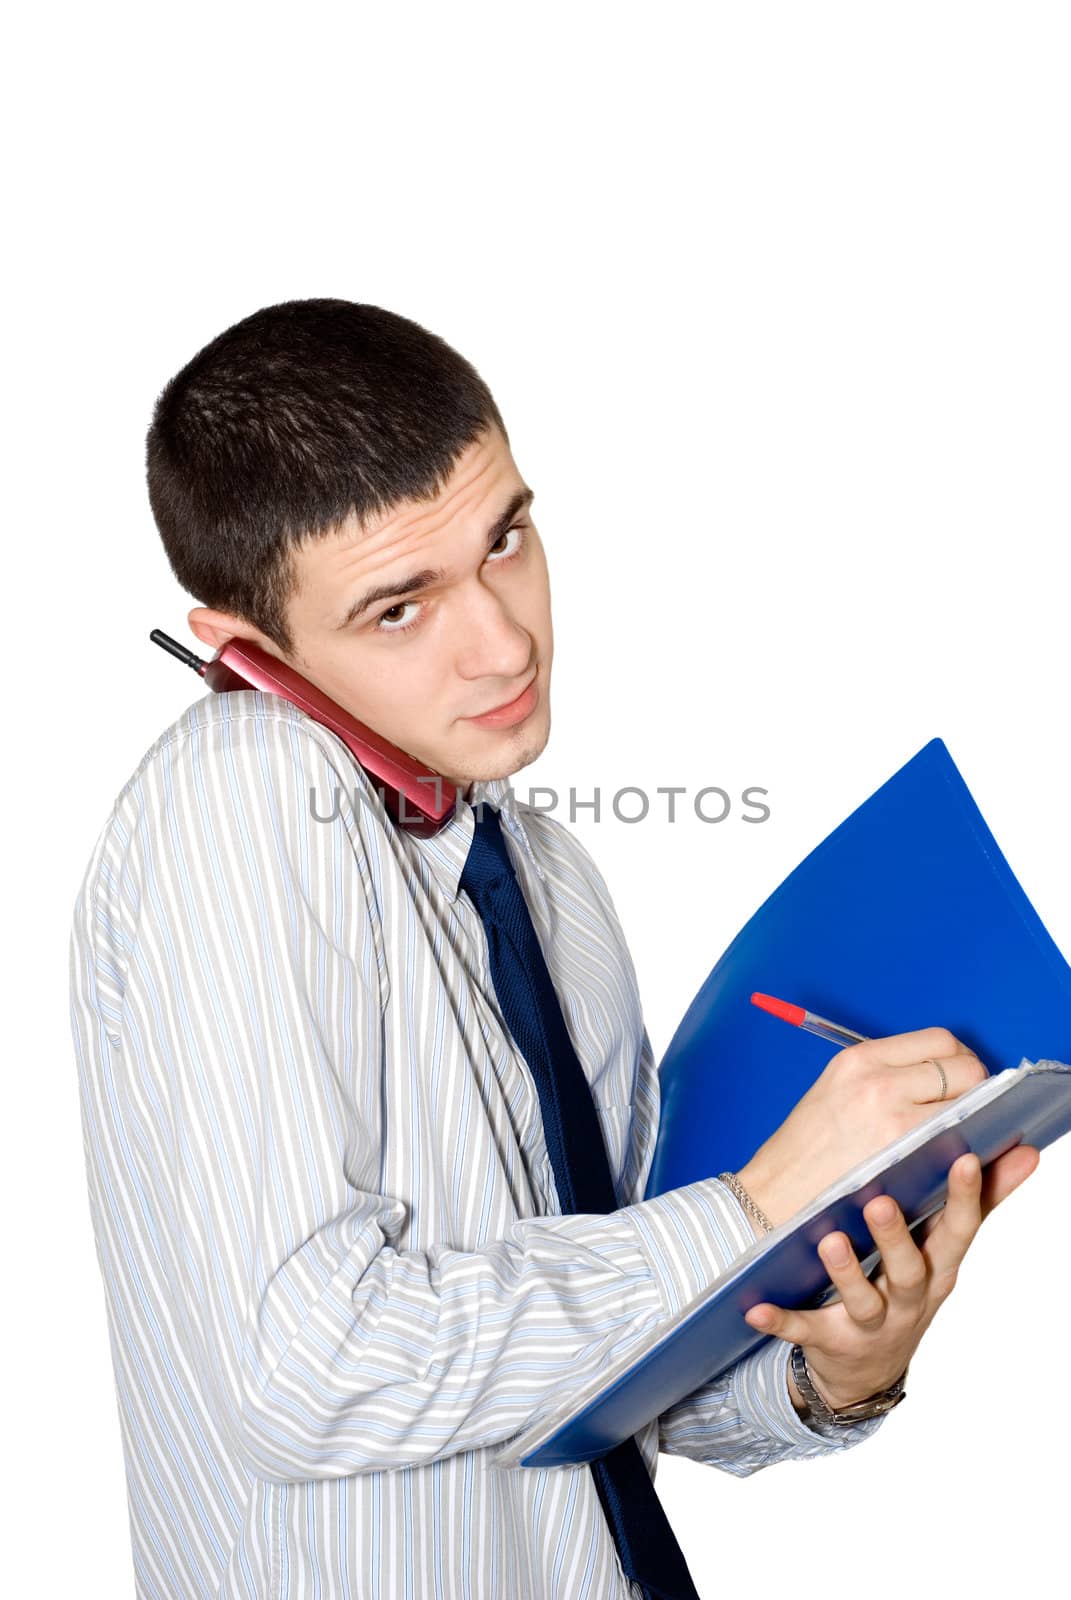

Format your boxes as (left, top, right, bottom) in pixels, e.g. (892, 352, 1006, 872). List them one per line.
(405, 775, 547, 906)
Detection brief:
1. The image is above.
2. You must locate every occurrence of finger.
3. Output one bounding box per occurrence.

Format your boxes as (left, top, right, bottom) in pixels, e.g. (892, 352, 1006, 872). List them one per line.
(903, 1050, 990, 1106)
(743, 1300, 817, 1346)
(912, 1145, 1040, 1247)
(816, 1228, 888, 1329)
(979, 1144, 1040, 1221)
(860, 1194, 928, 1302)
(921, 1151, 984, 1279)
(849, 1027, 974, 1069)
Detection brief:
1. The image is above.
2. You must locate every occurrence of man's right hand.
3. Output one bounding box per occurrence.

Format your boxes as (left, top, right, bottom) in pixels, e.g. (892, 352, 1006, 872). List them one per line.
(735, 1027, 990, 1229)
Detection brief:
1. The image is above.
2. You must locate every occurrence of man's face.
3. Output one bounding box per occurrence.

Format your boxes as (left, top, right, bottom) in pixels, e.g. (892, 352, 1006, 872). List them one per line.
(188, 425, 553, 798)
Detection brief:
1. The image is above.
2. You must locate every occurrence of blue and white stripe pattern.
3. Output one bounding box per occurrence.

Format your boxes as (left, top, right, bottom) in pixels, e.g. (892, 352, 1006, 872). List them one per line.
(69, 689, 884, 1599)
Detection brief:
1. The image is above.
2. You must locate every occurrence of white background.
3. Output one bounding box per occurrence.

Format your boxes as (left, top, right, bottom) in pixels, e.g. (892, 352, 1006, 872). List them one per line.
(7, 3, 1069, 1595)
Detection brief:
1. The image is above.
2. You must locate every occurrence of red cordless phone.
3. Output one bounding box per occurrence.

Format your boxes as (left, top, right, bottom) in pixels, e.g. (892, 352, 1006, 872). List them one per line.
(150, 629, 458, 836)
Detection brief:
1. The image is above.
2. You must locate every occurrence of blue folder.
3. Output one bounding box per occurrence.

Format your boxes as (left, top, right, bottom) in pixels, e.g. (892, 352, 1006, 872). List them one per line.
(647, 736, 1071, 1195)
(498, 736, 1071, 1470)
(500, 1058, 1071, 1469)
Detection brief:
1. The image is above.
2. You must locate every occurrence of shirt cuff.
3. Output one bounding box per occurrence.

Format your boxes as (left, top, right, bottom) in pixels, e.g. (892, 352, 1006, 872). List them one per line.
(731, 1335, 889, 1453)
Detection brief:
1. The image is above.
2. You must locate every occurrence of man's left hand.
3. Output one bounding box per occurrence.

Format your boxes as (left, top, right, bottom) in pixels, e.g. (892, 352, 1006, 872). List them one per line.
(743, 1142, 1041, 1410)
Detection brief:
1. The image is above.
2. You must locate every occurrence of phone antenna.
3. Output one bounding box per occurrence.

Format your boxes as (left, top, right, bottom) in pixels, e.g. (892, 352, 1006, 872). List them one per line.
(149, 629, 208, 675)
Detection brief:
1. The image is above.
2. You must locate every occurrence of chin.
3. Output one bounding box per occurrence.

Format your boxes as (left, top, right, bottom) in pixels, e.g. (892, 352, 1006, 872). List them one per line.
(453, 723, 551, 788)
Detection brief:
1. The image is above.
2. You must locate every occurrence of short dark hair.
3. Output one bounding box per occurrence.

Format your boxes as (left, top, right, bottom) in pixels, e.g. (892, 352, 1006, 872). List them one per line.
(145, 298, 508, 656)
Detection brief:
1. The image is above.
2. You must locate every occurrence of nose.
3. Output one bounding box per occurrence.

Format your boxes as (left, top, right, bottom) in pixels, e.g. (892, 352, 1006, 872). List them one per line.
(454, 579, 534, 683)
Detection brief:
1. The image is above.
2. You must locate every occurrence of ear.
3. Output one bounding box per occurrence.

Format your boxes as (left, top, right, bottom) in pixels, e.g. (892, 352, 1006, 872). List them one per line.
(187, 606, 259, 653)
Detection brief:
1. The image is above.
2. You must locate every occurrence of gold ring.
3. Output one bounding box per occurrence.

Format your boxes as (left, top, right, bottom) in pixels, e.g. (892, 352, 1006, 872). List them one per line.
(928, 1058, 948, 1101)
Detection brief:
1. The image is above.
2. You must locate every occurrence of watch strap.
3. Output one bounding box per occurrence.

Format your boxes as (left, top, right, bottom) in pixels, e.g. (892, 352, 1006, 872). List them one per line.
(790, 1342, 908, 1425)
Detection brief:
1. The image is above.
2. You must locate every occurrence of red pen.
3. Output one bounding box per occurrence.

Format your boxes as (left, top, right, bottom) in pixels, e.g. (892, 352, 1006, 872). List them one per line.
(751, 991, 870, 1049)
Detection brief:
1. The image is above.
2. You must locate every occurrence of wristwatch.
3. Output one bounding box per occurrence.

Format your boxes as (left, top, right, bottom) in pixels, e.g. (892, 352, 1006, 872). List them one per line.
(790, 1343, 908, 1426)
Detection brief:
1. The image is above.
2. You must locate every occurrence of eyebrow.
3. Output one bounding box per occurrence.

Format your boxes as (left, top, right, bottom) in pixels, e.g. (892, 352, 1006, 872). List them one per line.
(333, 486, 536, 630)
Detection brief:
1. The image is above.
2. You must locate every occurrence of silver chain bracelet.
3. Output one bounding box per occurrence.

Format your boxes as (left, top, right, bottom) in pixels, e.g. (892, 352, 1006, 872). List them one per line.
(716, 1171, 773, 1235)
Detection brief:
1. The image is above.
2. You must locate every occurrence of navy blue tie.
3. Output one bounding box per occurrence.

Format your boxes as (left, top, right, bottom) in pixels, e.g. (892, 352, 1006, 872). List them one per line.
(459, 803, 701, 1600)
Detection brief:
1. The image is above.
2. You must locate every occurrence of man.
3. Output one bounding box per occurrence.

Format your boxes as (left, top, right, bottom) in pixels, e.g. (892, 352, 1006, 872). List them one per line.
(69, 298, 1038, 1600)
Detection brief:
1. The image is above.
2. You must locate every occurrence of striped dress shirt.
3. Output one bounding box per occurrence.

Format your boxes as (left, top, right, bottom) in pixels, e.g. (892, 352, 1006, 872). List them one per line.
(69, 688, 885, 1600)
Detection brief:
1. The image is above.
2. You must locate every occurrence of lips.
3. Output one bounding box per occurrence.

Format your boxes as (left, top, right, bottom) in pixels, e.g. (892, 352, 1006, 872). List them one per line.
(465, 671, 540, 727)
(475, 677, 536, 718)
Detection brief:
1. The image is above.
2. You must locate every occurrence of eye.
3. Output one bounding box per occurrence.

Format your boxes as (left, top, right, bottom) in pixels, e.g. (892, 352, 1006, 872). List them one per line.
(486, 523, 525, 561)
(372, 523, 528, 636)
(374, 599, 423, 634)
